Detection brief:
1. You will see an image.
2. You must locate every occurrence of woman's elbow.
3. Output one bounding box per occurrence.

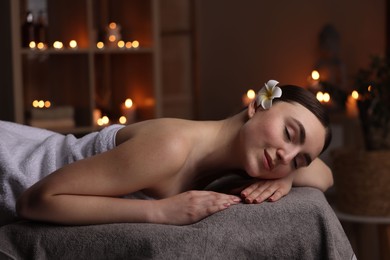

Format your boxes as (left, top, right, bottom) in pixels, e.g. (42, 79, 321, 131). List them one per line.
(320, 166, 334, 192)
(16, 188, 51, 221)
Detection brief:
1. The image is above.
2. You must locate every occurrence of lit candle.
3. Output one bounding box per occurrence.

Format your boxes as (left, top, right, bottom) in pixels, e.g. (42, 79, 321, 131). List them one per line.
(120, 98, 137, 124)
(69, 40, 78, 49)
(102, 116, 109, 125)
(37, 42, 46, 50)
(312, 70, 320, 81)
(53, 41, 64, 50)
(125, 41, 132, 49)
(316, 91, 331, 105)
(119, 116, 127, 124)
(117, 40, 125, 49)
(346, 90, 359, 118)
(93, 109, 102, 126)
(44, 100, 51, 108)
(97, 115, 110, 126)
(308, 70, 321, 90)
(97, 41, 105, 49)
(132, 40, 140, 48)
(29, 41, 36, 49)
(242, 89, 256, 107)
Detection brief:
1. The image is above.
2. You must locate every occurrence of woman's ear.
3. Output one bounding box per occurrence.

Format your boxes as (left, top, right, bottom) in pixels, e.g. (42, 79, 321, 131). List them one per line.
(248, 100, 265, 119)
(247, 100, 257, 118)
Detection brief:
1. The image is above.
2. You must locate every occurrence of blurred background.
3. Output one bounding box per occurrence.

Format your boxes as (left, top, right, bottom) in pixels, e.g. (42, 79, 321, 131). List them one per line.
(0, 0, 388, 259)
(196, 0, 385, 119)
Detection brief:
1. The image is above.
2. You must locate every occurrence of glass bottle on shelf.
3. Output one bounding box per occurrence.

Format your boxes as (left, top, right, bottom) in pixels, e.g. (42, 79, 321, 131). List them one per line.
(21, 11, 35, 48)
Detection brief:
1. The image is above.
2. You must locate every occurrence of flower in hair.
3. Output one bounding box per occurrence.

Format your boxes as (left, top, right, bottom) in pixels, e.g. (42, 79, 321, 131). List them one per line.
(256, 80, 282, 109)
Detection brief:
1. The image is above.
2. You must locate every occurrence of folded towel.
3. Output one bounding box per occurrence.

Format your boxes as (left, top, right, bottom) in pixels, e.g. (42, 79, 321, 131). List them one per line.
(0, 121, 123, 226)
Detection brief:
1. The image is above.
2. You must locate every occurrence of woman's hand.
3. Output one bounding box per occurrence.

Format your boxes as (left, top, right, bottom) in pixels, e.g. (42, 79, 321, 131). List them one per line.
(153, 191, 241, 225)
(238, 174, 294, 204)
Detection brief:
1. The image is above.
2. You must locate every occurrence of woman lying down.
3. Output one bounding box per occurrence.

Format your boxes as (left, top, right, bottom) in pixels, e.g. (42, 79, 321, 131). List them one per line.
(2, 80, 333, 226)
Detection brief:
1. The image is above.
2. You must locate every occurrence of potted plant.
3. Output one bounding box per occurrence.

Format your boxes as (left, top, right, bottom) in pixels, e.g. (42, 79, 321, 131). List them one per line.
(332, 55, 390, 217)
(355, 55, 390, 149)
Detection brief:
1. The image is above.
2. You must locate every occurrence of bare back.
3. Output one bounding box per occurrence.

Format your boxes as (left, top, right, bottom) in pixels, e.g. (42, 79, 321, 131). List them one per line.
(115, 118, 209, 197)
(27, 118, 218, 202)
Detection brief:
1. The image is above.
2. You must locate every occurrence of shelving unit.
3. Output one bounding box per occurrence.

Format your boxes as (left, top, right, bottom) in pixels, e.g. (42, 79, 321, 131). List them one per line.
(4, 0, 162, 133)
(1, 0, 197, 131)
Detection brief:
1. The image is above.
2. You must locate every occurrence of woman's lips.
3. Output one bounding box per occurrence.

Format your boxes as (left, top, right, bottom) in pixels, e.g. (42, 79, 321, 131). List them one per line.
(263, 150, 273, 171)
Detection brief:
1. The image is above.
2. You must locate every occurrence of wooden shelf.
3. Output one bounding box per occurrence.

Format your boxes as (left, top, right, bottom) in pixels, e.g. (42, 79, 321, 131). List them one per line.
(4, 0, 161, 132)
(1, 0, 197, 130)
(20, 47, 154, 55)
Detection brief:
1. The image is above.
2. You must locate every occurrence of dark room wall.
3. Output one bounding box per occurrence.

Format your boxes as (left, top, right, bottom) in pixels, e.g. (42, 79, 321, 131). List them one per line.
(196, 0, 385, 119)
(0, 1, 15, 121)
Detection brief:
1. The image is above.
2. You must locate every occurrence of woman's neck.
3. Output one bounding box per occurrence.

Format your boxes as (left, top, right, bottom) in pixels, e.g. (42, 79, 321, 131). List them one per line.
(194, 110, 248, 176)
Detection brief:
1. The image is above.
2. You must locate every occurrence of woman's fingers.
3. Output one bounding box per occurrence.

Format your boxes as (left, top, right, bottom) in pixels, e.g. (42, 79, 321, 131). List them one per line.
(158, 191, 241, 225)
(241, 181, 286, 204)
(185, 191, 241, 222)
(248, 187, 273, 204)
(241, 181, 269, 203)
(191, 191, 240, 209)
(268, 190, 283, 202)
(240, 182, 261, 199)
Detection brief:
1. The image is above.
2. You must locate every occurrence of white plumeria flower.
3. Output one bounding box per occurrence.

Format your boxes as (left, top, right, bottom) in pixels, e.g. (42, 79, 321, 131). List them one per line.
(256, 80, 282, 109)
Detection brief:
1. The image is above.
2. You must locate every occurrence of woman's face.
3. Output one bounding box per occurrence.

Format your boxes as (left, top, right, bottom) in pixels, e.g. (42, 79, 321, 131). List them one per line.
(239, 101, 326, 179)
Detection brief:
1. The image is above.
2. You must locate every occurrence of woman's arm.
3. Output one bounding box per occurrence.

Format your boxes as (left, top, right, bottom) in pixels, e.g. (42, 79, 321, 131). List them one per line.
(16, 138, 174, 225)
(236, 158, 333, 204)
(17, 181, 239, 225)
(291, 157, 333, 192)
(16, 128, 240, 225)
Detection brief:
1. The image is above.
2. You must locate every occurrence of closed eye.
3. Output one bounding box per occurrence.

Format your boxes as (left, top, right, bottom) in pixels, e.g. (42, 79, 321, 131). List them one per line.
(292, 158, 298, 169)
(284, 127, 291, 142)
(293, 154, 311, 169)
(284, 126, 301, 169)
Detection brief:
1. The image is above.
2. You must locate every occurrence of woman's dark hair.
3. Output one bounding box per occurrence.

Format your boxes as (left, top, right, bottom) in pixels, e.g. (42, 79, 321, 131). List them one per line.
(273, 85, 332, 154)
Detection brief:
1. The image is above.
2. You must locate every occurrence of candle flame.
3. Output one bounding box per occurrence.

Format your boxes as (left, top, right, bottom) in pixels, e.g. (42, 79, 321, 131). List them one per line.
(323, 92, 330, 102)
(29, 41, 36, 49)
(119, 116, 127, 124)
(311, 70, 320, 80)
(117, 40, 125, 48)
(132, 40, 140, 48)
(246, 89, 256, 99)
(102, 116, 109, 125)
(351, 90, 359, 100)
(125, 98, 133, 108)
(97, 118, 104, 126)
(37, 42, 45, 50)
(53, 41, 63, 49)
(109, 22, 117, 30)
(69, 40, 78, 48)
(109, 35, 116, 42)
(97, 42, 104, 49)
(316, 91, 324, 101)
(38, 100, 45, 108)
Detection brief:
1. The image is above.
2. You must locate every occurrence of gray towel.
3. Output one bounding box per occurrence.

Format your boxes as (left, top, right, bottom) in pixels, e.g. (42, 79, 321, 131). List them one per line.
(0, 121, 123, 226)
(0, 188, 356, 260)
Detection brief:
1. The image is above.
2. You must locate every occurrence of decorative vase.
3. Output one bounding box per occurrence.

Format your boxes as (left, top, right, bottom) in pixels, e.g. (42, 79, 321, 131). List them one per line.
(332, 148, 390, 217)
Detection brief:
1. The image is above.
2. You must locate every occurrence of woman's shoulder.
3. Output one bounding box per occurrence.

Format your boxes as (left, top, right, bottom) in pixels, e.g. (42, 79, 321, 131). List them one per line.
(115, 118, 201, 161)
(116, 118, 198, 145)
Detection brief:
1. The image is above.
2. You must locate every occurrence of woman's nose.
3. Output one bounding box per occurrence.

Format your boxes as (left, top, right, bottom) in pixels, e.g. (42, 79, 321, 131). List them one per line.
(276, 146, 299, 165)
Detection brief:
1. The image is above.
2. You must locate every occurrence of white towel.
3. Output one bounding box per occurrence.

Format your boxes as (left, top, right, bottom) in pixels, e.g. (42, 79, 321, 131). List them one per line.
(0, 121, 123, 226)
